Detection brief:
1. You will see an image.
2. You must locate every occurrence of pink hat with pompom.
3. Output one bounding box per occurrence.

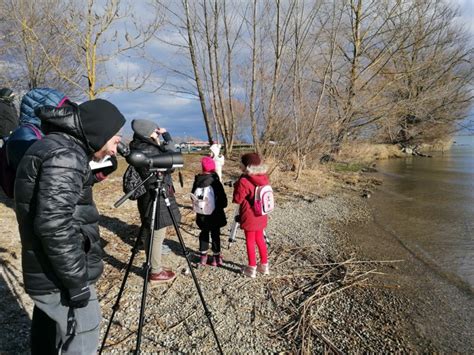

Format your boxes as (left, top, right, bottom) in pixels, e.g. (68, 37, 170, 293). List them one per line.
(201, 156, 216, 172)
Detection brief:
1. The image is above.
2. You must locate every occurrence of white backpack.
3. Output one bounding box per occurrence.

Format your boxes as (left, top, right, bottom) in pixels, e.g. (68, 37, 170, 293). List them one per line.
(191, 186, 216, 215)
(253, 184, 275, 216)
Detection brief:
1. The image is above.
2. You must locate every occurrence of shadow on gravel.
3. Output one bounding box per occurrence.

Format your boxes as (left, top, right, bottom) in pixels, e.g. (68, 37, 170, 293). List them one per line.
(177, 203, 192, 210)
(218, 260, 244, 274)
(0, 253, 31, 353)
(0, 190, 14, 210)
(99, 215, 143, 276)
(99, 215, 140, 248)
(164, 239, 243, 274)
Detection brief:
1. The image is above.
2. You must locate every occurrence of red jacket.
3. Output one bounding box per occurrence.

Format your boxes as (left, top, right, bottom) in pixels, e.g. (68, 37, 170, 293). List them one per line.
(233, 173, 270, 231)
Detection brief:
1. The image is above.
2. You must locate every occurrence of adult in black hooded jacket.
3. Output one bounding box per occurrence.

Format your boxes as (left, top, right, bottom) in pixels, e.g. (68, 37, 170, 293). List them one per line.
(14, 99, 125, 354)
(129, 118, 181, 284)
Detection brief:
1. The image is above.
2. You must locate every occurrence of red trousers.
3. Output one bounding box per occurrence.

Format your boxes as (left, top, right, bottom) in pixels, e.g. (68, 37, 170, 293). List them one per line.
(244, 230, 268, 267)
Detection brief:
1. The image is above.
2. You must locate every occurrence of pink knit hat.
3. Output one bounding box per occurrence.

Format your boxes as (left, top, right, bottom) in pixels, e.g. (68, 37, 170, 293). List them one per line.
(201, 156, 216, 172)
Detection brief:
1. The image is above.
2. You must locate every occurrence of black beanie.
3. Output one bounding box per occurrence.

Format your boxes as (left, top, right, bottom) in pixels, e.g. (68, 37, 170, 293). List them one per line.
(79, 99, 126, 152)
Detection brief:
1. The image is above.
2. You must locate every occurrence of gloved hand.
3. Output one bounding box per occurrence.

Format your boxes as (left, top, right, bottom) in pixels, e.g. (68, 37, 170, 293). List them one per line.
(94, 155, 118, 182)
(234, 215, 241, 223)
(68, 285, 91, 308)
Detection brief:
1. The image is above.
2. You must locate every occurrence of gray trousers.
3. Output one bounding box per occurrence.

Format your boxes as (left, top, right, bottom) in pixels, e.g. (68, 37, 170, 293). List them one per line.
(30, 286, 101, 355)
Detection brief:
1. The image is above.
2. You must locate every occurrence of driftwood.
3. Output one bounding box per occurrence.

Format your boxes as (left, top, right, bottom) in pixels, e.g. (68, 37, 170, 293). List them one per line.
(266, 245, 401, 354)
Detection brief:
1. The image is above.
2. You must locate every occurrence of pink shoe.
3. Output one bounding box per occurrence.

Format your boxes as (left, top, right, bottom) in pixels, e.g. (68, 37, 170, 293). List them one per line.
(199, 254, 208, 266)
(210, 255, 217, 267)
(215, 255, 223, 267)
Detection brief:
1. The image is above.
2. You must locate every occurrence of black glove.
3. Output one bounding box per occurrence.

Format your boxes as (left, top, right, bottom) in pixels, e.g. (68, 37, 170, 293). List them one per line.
(94, 155, 118, 182)
(68, 285, 91, 308)
(235, 215, 241, 223)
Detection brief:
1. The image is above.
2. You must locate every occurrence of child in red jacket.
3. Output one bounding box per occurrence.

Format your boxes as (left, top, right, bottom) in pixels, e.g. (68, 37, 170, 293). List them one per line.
(233, 153, 270, 278)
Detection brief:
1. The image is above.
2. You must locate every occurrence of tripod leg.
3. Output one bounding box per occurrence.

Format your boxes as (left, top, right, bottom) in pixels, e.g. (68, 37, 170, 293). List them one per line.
(161, 191, 224, 355)
(99, 231, 142, 354)
(135, 187, 160, 354)
(228, 205, 239, 248)
(228, 222, 239, 249)
(264, 229, 270, 246)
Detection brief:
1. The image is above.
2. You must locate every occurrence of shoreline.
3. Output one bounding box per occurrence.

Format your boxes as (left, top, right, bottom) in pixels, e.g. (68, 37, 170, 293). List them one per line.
(1, 155, 473, 352)
(337, 177, 474, 352)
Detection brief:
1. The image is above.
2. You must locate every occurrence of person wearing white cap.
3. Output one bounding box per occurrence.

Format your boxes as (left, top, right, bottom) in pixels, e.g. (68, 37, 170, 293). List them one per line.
(209, 143, 224, 181)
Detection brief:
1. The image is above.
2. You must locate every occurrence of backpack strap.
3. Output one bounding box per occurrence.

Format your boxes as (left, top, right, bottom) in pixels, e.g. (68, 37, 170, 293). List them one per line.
(23, 123, 43, 139)
(240, 176, 259, 205)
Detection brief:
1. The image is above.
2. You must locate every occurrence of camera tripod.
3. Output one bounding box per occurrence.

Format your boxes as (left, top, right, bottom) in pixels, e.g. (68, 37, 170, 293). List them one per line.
(100, 171, 223, 354)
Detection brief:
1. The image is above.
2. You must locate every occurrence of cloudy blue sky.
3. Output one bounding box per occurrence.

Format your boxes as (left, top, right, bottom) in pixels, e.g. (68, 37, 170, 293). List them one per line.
(103, 0, 474, 140)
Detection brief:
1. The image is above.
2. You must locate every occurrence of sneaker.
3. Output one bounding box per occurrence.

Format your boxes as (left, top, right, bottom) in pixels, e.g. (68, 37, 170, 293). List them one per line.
(241, 265, 257, 278)
(149, 270, 176, 284)
(199, 254, 208, 266)
(210, 255, 217, 267)
(215, 255, 223, 267)
(257, 263, 270, 275)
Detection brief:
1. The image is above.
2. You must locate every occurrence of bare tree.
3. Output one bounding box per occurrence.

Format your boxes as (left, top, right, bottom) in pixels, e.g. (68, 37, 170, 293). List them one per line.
(325, 0, 421, 155)
(377, 0, 473, 146)
(0, 0, 83, 96)
(183, 0, 214, 145)
(6, 0, 162, 100)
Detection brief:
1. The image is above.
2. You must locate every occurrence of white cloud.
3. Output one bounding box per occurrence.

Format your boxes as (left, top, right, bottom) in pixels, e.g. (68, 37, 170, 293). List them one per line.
(449, 0, 474, 37)
(156, 96, 193, 109)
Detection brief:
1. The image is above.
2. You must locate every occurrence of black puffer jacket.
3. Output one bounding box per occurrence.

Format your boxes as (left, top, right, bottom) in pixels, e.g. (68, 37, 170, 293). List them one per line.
(192, 173, 228, 230)
(14, 102, 123, 295)
(130, 132, 181, 229)
(0, 97, 18, 137)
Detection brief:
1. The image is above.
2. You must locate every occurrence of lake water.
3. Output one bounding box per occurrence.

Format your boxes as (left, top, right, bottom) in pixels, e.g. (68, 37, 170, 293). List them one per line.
(373, 136, 474, 291)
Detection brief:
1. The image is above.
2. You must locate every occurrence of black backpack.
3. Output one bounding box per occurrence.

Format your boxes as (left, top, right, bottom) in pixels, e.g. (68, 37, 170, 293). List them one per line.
(123, 165, 146, 200)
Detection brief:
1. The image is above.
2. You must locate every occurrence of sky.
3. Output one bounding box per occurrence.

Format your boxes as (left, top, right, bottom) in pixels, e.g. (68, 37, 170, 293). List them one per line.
(102, 0, 474, 140)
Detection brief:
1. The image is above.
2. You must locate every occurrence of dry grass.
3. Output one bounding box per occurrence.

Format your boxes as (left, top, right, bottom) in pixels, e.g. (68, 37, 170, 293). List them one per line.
(418, 138, 453, 153)
(338, 143, 405, 164)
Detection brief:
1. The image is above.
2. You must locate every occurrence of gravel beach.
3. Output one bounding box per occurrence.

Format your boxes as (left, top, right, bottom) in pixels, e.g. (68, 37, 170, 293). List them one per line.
(1, 158, 472, 353)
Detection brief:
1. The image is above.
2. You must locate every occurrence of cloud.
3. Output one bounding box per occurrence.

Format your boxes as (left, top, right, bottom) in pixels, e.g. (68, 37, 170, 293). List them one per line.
(103, 90, 207, 139)
(450, 0, 474, 37)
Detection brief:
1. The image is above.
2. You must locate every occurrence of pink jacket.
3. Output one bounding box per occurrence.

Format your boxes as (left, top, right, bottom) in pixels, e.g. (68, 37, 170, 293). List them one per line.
(233, 173, 269, 231)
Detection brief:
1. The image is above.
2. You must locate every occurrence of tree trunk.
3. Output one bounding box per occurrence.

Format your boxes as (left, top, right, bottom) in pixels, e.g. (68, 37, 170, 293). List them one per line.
(184, 0, 214, 145)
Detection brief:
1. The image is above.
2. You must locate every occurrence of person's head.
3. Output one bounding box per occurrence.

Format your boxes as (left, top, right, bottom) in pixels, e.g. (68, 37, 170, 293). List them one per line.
(0, 88, 15, 102)
(209, 143, 221, 158)
(131, 119, 161, 143)
(78, 99, 125, 160)
(240, 152, 267, 175)
(20, 88, 68, 126)
(92, 135, 122, 160)
(201, 156, 216, 174)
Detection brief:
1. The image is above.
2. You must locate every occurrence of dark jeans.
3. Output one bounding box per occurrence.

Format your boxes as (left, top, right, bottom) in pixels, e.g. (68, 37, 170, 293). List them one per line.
(199, 228, 221, 254)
